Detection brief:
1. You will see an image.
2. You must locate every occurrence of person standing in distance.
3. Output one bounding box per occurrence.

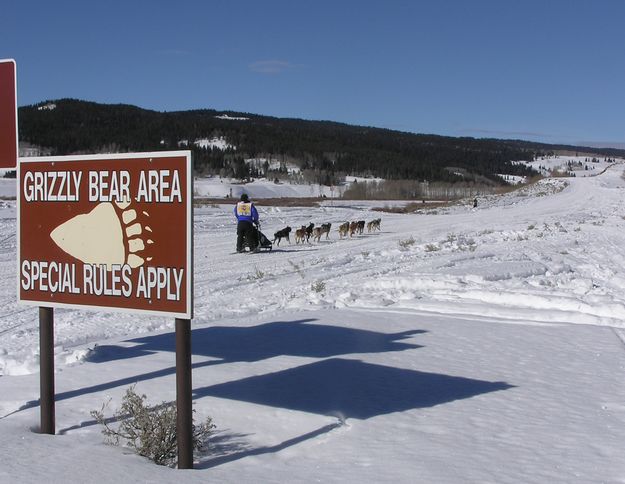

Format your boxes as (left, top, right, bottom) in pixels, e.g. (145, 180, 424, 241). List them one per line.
(234, 193, 259, 252)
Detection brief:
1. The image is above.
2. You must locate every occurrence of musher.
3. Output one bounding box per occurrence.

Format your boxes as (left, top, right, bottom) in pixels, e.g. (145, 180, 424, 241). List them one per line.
(234, 193, 259, 252)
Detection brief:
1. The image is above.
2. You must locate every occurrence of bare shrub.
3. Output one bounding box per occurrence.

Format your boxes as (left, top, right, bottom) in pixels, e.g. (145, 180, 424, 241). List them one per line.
(91, 385, 215, 467)
(311, 280, 326, 293)
(248, 266, 266, 280)
(398, 236, 416, 249)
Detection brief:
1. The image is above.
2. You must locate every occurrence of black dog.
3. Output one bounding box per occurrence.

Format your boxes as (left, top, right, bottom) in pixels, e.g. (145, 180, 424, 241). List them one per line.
(305, 223, 315, 242)
(321, 222, 332, 239)
(273, 226, 291, 246)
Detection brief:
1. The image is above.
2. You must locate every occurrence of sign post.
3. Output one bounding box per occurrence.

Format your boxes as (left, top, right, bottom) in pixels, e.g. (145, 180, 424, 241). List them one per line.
(176, 317, 193, 469)
(0, 59, 17, 169)
(39, 306, 55, 434)
(18, 151, 194, 466)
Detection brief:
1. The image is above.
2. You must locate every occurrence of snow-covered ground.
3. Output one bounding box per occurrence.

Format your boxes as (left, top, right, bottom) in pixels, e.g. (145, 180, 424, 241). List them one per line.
(517, 155, 617, 177)
(193, 177, 339, 199)
(1, 164, 625, 482)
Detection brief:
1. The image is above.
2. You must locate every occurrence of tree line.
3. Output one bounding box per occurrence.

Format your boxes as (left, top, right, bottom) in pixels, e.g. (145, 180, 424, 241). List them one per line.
(18, 99, 625, 187)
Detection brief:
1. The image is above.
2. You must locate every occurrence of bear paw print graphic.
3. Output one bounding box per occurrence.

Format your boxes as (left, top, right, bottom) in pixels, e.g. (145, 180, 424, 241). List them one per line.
(50, 199, 154, 270)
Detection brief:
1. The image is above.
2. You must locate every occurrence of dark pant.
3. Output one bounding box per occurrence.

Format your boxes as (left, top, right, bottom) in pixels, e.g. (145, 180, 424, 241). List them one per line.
(237, 221, 258, 251)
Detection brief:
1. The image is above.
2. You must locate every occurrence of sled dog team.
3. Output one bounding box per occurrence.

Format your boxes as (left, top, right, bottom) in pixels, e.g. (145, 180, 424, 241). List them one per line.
(273, 218, 381, 246)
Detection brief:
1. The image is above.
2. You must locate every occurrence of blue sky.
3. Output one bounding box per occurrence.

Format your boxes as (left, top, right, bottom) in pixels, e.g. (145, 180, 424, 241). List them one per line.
(2, 0, 625, 147)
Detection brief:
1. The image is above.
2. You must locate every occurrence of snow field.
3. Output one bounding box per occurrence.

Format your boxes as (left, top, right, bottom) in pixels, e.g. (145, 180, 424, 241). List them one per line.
(0, 163, 625, 482)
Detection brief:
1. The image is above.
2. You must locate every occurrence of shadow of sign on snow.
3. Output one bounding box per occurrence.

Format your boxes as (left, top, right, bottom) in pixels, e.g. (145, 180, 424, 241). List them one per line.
(1, 318, 426, 417)
(196, 357, 514, 420)
(88, 318, 425, 364)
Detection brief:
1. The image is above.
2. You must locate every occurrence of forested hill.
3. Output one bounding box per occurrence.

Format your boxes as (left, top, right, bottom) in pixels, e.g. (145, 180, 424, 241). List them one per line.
(17, 99, 625, 185)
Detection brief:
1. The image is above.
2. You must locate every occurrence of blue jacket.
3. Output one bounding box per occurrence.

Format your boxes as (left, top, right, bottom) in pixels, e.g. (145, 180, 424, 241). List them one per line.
(234, 201, 259, 223)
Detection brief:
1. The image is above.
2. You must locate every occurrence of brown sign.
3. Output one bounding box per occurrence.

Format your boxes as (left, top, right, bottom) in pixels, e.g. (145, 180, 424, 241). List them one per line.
(18, 151, 193, 318)
(0, 59, 17, 169)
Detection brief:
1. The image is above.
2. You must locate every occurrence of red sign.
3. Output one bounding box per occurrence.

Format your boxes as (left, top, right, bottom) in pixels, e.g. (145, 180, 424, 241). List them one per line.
(18, 151, 193, 318)
(0, 59, 17, 169)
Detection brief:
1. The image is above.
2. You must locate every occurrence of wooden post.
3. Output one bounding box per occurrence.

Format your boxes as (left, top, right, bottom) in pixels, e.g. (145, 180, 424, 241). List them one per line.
(39, 306, 55, 435)
(176, 318, 193, 469)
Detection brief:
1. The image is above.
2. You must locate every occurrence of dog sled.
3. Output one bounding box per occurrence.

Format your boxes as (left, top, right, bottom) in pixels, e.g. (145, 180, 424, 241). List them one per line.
(255, 225, 273, 251)
(239, 223, 273, 253)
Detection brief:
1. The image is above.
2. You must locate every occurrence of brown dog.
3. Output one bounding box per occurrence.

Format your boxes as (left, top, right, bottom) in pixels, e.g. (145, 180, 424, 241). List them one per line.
(367, 218, 381, 232)
(312, 223, 332, 242)
(295, 226, 307, 244)
(338, 222, 350, 239)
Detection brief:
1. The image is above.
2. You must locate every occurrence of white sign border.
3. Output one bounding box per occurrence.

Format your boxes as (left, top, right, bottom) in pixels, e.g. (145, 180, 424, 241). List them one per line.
(17, 150, 194, 319)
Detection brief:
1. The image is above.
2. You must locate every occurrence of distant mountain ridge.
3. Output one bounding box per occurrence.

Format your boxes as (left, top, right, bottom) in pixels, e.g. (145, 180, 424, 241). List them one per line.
(17, 99, 625, 185)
